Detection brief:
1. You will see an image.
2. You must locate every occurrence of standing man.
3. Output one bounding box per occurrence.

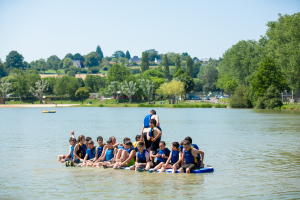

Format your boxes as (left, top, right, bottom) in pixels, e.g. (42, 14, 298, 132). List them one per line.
(141, 110, 161, 151)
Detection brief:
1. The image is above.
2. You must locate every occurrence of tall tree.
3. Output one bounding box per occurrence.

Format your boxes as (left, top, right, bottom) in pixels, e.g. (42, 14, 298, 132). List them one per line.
(141, 51, 149, 73)
(96, 45, 104, 60)
(198, 65, 218, 92)
(54, 76, 69, 104)
(173, 69, 195, 95)
(157, 80, 185, 104)
(266, 13, 300, 91)
(175, 54, 181, 72)
(84, 52, 99, 68)
(29, 79, 48, 104)
(139, 79, 155, 104)
(125, 50, 131, 60)
(47, 55, 61, 69)
(64, 53, 73, 59)
(250, 56, 289, 98)
(63, 58, 73, 68)
(13, 69, 27, 102)
(75, 87, 90, 104)
(108, 81, 123, 104)
(163, 54, 170, 80)
(0, 61, 6, 77)
(122, 80, 138, 104)
(186, 55, 194, 78)
(112, 50, 125, 59)
(5, 51, 24, 69)
(0, 78, 12, 104)
(107, 64, 131, 83)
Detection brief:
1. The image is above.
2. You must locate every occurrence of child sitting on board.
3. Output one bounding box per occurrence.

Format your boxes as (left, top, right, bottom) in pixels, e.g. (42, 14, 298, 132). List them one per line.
(149, 141, 170, 172)
(179, 140, 204, 173)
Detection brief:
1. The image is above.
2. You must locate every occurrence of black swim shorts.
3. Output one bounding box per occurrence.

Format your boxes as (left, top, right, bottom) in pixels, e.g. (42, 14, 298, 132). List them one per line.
(143, 134, 152, 149)
(181, 163, 197, 172)
(150, 140, 160, 151)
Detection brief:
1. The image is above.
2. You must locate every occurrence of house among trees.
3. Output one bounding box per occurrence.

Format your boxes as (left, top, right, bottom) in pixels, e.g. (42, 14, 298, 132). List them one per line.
(201, 57, 211, 63)
(194, 58, 200, 62)
(129, 56, 141, 64)
(155, 58, 162, 65)
(72, 60, 81, 68)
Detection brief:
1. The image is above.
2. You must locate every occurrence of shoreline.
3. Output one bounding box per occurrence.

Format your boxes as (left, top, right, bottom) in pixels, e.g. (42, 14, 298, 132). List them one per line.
(0, 104, 79, 108)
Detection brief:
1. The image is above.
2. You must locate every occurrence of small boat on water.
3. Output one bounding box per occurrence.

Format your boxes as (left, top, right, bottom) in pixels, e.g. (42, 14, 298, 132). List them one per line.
(42, 110, 56, 113)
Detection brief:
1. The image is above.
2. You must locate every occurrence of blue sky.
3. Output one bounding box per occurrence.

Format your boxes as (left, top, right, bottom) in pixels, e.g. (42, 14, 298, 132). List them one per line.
(0, 0, 299, 62)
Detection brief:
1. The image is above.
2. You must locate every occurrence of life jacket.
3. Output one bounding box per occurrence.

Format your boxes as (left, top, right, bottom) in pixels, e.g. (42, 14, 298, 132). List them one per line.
(97, 144, 105, 158)
(144, 114, 153, 128)
(87, 147, 96, 160)
(149, 126, 162, 142)
(137, 149, 147, 163)
(157, 148, 170, 163)
(184, 149, 200, 164)
(77, 143, 87, 159)
(126, 147, 134, 154)
(71, 145, 75, 159)
(105, 148, 114, 161)
(191, 144, 201, 160)
(178, 145, 183, 152)
(171, 150, 180, 164)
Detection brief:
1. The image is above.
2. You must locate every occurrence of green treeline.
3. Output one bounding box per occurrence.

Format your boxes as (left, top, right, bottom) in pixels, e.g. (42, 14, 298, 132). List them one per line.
(0, 13, 299, 108)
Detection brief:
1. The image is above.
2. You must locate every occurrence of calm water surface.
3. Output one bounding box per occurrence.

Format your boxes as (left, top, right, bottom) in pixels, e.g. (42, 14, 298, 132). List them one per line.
(0, 107, 299, 199)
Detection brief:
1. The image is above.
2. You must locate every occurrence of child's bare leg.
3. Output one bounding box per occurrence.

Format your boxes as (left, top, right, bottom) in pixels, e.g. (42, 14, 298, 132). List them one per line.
(172, 165, 179, 173)
(129, 165, 135, 170)
(96, 162, 103, 167)
(152, 162, 164, 171)
(116, 149, 123, 160)
(57, 155, 64, 161)
(145, 162, 153, 171)
(120, 151, 129, 161)
(160, 164, 172, 173)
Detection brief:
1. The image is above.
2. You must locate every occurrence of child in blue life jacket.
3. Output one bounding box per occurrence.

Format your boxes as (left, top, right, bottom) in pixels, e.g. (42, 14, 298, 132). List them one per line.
(149, 141, 170, 172)
(115, 137, 131, 160)
(150, 142, 183, 173)
(73, 135, 87, 163)
(111, 141, 136, 169)
(80, 140, 97, 166)
(57, 131, 76, 162)
(130, 141, 152, 171)
(59, 137, 76, 163)
(102, 139, 118, 168)
(92, 136, 106, 167)
(179, 140, 204, 174)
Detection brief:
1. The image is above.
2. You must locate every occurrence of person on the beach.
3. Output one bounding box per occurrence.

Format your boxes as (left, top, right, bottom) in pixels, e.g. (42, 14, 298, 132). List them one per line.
(73, 135, 86, 163)
(141, 110, 161, 151)
(179, 140, 204, 174)
(147, 119, 162, 161)
(131, 142, 152, 171)
(149, 141, 170, 172)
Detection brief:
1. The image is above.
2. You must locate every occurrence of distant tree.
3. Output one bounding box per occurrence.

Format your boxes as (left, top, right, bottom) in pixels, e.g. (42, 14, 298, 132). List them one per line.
(66, 77, 81, 98)
(84, 52, 99, 68)
(47, 55, 61, 69)
(96, 45, 104, 60)
(157, 80, 185, 104)
(217, 74, 238, 94)
(181, 52, 188, 60)
(173, 69, 195, 95)
(146, 49, 161, 61)
(0, 61, 6, 77)
(64, 53, 73, 59)
(67, 70, 76, 77)
(186, 55, 194, 78)
(13, 69, 27, 102)
(122, 80, 138, 104)
(141, 51, 149, 72)
(112, 50, 125, 59)
(163, 54, 170, 80)
(255, 85, 283, 109)
(175, 54, 181, 72)
(84, 74, 107, 92)
(229, 85, 252, 108)
(0, 78, 12, 104)
(125, 50, 131, 60)
(5, 51, 24, 69)
(251, 56, 289, 99)
(142, 69, 165, 79)
(107, 64, 131, 83)
(29, 79, 48, 104)
(75, 87, 90, 104)
(63, 58, 73, 68)
(54, 76, 69, 104)
(198, 65, 218, 92)
(139, 79, 155, 104)
(108, 81, 123, 104)
(42, 76, 57, 95)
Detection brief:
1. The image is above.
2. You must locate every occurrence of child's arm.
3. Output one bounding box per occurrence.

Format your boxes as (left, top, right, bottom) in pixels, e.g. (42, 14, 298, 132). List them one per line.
(150, 150, 160, 159)
(141, 126, 145, 140)
(146, 130, 151, 141)
(83, 154, 88, 163)
(73, 144, 82, 161)
(192, 149, 204, 167)
(95, 147, 99, 159)
(113, 148, 118, 160)
(165, 152, 172, 165)
(122, 151, 136, 166)
(152, 128, 162, 142)
(71, 131, 75, 139)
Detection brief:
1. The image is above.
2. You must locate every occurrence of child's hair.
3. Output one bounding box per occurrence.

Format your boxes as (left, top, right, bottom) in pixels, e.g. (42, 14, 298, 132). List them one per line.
(180, 140, 185, 145)
(88, 140, 94, 145)
(125, 141, 133, 147)
(159, 141, 166, 146)
(185, 136, 192, 144)
(77, 135, 85, 143)
(137, 141, 145, 147)
(172, 142, 179, 149)
(86, 137, 92, 142)
(150, 110, 156, 115)
(135, 135, 141, 141)
(123, 137, 131, 144)
(150, 119, 157, 126)
(183, 140, 191, 145)
(97, 136, 103, 141)
(107, 139, 113, 144)
(69, 137, 74, 142)
(109, 136, 115, 140)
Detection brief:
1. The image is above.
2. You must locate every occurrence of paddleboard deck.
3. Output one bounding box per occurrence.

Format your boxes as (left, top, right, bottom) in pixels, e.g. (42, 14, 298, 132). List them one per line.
(122, 166, 214, 173)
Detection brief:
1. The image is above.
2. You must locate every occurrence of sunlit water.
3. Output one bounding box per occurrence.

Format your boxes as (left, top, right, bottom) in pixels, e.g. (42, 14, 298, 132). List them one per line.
(0, 107, 299, 199)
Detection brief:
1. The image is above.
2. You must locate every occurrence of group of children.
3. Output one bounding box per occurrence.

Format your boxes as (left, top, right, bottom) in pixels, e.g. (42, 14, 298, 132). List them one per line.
(58, 110, 204, 173)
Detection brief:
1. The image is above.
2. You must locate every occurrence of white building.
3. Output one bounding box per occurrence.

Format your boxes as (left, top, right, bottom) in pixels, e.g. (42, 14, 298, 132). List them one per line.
(155, 58, 162, 65)
(72, 60, 81, 68)
(129, 56, 141, 64)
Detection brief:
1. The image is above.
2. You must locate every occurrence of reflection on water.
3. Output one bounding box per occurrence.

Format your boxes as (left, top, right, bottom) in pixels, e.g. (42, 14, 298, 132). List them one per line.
(0, 107, 300, 199)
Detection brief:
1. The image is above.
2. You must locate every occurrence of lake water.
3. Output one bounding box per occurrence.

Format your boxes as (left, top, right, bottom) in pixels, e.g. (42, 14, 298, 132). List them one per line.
(0, 107, 299, 199)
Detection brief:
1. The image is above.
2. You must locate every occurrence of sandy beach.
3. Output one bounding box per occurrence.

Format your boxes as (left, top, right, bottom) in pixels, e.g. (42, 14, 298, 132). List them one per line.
(0, 104, 79, 108)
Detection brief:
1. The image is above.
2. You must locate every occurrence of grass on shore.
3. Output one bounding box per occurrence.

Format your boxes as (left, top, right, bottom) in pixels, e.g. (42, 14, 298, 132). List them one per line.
(275, 103, 300, 111)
